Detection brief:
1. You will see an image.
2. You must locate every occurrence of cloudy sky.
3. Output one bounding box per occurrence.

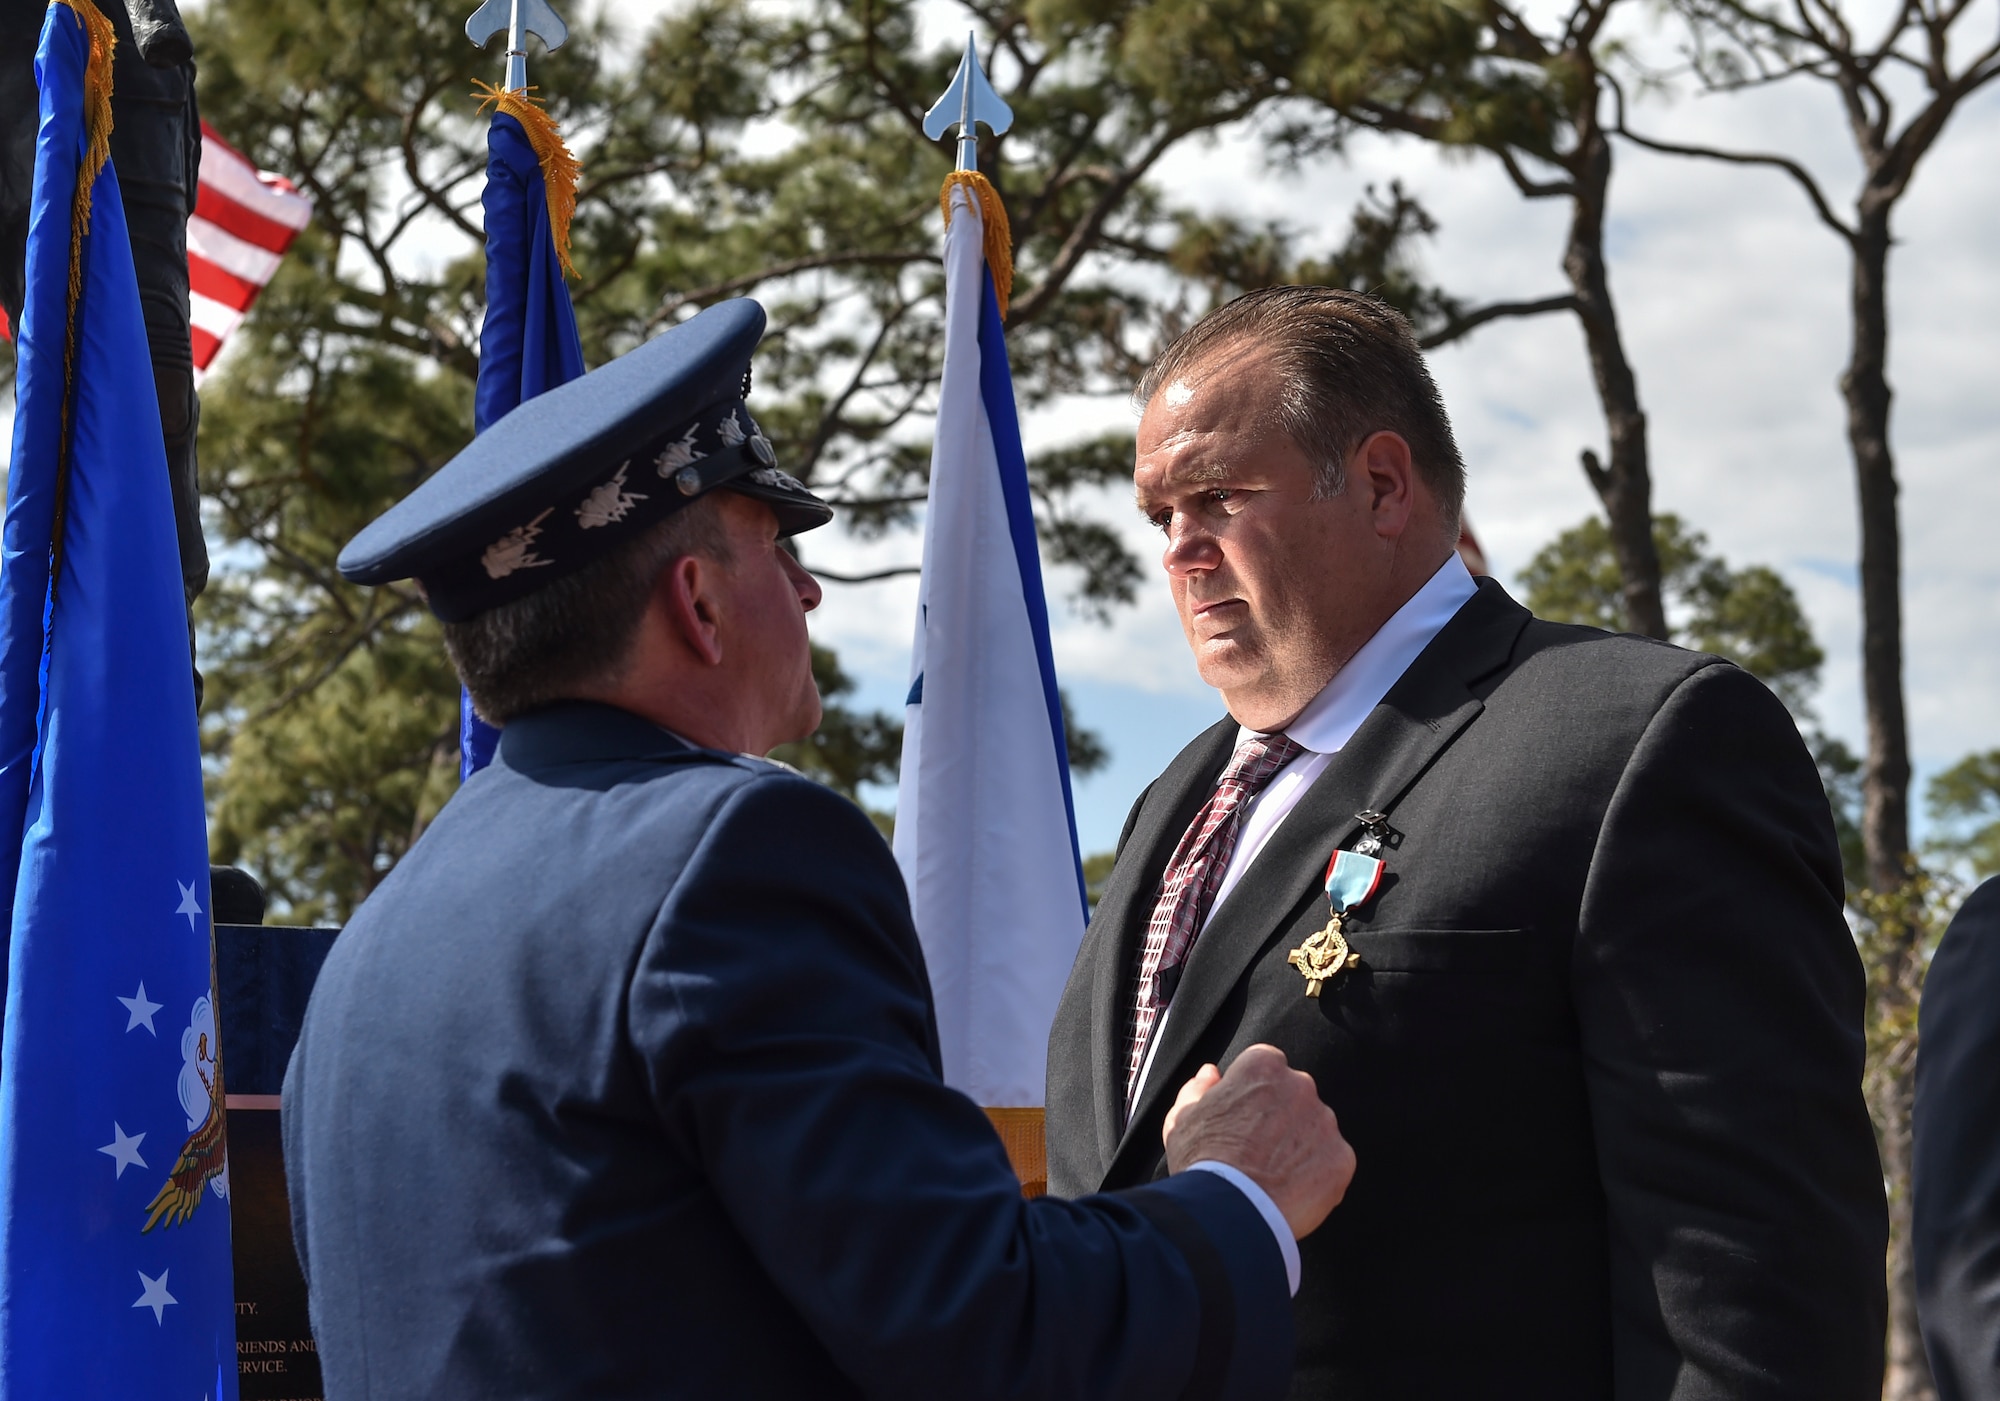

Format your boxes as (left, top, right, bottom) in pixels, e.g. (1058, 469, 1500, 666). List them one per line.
(788, 2, 2000, 854)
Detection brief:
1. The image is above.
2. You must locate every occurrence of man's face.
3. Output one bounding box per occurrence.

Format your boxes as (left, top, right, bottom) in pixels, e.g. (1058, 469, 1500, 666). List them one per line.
(1134, 347, 1405, 731)
(712, 492, 824, 750)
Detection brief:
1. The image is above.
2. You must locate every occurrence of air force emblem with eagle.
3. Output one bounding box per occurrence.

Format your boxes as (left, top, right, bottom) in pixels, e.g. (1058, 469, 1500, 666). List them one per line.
(141, 995, 228, 1233)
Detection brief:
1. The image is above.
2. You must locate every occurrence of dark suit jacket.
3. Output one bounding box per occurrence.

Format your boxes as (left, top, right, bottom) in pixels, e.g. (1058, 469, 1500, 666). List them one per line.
(1916, 876, 2000, 1401)
(283, 702, 1291, 1400)
(1047, 579, 1887, 1400)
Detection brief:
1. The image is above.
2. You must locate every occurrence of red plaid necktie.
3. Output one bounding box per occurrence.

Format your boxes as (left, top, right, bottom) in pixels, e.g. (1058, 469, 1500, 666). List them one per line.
(1125, 732, 1305, 1113)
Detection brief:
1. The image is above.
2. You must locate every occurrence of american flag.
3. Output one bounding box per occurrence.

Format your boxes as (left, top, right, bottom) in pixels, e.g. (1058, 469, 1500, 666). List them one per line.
(189, 121, 310, 376)
(0, 125, 307, 359)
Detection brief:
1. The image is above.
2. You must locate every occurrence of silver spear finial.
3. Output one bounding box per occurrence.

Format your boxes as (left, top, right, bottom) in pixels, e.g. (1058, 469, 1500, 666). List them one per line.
(466, 0, 569, 93)
(922, 32, 1013, 172)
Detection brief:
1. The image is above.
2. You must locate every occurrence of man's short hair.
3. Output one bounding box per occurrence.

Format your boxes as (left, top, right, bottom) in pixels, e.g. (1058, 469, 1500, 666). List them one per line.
(443, 496, 730, 725)
(1135, 286, 1465, 529)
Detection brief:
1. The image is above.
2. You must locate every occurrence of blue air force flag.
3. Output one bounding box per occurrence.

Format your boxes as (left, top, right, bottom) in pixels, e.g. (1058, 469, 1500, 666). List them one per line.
(461, 92, 587, 777)
(0, 2, 238, 1395)
(895, 176, 1088, 1107)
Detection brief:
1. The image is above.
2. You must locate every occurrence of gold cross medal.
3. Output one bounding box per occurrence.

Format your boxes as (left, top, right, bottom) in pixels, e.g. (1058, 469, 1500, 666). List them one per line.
(1288, 847, 1385, 997)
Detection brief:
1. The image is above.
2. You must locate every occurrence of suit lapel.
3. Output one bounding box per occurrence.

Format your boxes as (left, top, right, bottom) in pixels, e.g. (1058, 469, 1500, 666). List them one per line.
(1105, 581, 1531, 1181)
(1080, 716, 1237, 1170)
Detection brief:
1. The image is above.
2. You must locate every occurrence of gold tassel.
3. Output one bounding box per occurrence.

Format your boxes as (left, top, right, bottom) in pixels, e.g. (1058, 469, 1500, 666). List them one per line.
(51, 0, 115, 375)
(473, 81, 580, 279)
(44, 0, 116, 595)
(939, 170, 1013, 320)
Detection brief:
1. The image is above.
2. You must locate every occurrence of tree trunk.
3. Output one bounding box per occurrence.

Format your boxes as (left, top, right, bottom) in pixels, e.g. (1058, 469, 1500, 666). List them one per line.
(1563, 108, 1669, 639)
(1846, 196, 1930, 1401)
(1844, 205, 1913, 899)
(1871, 905, 1933, 1401)
(1879, 1035, 1934, 1401)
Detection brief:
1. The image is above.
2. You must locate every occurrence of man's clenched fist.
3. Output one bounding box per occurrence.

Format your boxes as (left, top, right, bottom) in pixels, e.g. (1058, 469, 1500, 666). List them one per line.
(1162, 1044, 1355, 1239)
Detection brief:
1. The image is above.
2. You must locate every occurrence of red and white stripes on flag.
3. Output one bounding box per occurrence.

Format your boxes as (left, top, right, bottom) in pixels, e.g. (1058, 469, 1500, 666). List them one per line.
(189, 122, 310, 375)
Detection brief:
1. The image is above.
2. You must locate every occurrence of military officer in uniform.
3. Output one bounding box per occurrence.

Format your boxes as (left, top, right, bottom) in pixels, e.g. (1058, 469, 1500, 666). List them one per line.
(281, 298, 1354, 1400)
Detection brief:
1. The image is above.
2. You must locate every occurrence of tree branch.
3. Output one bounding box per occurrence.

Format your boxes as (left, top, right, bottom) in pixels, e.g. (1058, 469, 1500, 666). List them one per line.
(647, 251, 932, 328)
(1614, 119, 1857, 243)
(1871, 47, 2000, 206)
(1492, 144, 1577, 200)
(857, 1, 938, 148)
(401, 85, 484, 245)
(242, 599, 419, 728)
(808, 563, 922, 584)
(796, 300, 910, 481)
(1419, 294, 1579, 348)
(1009, 97, 1268, 326)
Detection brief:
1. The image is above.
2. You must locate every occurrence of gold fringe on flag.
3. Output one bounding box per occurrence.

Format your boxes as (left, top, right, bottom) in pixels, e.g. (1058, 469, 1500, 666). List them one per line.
(51, 0, 115, 370)
(939, 170, 1013, 320)
(984, 1107, 1047, 1198)
(44, 0, 117, 602)
(473, 81, 581, 279)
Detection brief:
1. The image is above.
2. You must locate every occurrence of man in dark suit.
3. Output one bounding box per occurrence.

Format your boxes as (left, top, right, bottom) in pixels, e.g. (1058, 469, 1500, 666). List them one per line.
(1916, 876, 2000, 1401)
(1045, 285, 1888, 1399)
(283, 298, 1354, 1400)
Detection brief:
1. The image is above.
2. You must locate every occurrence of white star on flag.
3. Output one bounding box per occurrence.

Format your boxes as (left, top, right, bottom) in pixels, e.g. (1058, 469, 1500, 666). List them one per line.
(118, 982, 163, 1034)
(133, 1268, 177, 1324)
(98, 1124, 147, 1178)
(175, 880, 203, 937)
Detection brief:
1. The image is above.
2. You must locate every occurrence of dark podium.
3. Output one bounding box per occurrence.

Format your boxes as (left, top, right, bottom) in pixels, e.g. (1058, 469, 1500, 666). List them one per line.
(213, 870, 336, 1401)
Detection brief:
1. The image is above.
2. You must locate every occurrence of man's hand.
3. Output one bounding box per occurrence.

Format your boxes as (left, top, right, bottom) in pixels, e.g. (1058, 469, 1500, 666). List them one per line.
(1162, 1044, 1354, 1239)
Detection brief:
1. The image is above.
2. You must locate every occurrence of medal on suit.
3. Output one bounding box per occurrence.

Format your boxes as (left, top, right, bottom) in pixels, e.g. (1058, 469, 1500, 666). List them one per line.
(1288, 847, 1384, 997)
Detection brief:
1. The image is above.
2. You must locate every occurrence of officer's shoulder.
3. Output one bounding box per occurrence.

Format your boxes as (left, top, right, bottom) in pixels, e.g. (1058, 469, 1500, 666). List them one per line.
(698, 753, 888, 843)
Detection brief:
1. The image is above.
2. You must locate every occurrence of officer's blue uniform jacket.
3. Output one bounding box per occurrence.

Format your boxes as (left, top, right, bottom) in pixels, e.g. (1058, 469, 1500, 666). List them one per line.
(283, 701, 1292, 1399)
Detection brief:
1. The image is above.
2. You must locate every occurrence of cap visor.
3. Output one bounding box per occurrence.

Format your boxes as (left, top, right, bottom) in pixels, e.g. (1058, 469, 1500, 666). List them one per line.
(728, 480, 836, 537)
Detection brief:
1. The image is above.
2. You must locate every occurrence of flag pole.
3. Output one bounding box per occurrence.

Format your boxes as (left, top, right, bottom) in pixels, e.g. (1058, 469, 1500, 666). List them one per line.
(908, 37, 1083, 1199)
(459, 0, 583, 780)
(465, 0, 569, 92)
(921, 34, 1017, 316)
(923, 31, 1014, 172)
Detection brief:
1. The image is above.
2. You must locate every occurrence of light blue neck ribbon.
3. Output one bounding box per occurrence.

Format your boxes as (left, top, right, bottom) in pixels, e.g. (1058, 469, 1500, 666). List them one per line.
(1324, 847, 1385, 914)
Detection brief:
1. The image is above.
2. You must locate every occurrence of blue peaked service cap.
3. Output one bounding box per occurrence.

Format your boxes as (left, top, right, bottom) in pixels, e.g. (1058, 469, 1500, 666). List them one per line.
(339, 299, 834, 621)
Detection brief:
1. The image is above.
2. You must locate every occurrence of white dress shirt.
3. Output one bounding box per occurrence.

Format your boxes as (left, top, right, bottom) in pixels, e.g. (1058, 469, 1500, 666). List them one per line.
(1134, 554, 1480, 1106)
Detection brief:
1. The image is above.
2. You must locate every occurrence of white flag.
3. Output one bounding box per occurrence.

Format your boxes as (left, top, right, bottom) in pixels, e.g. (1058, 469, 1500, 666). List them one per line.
(896, 179, 1088, 1108)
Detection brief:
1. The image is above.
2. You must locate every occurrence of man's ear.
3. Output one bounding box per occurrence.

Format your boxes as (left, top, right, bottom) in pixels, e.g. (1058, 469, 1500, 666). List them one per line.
(658, 552, 724, 667)
(1354, 430, 1416, 540)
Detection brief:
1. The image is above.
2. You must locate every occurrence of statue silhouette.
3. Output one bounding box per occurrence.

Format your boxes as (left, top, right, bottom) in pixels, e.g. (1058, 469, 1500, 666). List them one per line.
(2, 0, 209, 649)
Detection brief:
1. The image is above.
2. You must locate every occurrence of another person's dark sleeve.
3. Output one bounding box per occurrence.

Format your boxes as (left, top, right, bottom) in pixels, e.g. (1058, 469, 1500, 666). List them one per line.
(1573, 662, 1888, 1399)
(1916, 877, 2000, 1401)
(628, 769, 1294, 1401)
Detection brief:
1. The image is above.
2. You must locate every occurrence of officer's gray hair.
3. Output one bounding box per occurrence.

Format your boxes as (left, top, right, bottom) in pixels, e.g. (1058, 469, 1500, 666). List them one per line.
(1134, 286, 1465, 531)
(443, 497, 731, 725)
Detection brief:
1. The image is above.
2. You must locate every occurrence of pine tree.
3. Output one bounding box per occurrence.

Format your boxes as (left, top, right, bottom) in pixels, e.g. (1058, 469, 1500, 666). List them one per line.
(189, 0, 1465, 918)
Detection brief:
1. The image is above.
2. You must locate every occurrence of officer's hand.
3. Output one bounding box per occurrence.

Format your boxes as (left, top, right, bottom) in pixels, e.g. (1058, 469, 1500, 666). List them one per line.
(1161, 1044, 1354, 1239)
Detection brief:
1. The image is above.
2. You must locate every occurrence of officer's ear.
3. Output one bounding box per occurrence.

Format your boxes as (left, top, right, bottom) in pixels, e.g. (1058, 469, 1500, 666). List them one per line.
(656, 552, 725, 667)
